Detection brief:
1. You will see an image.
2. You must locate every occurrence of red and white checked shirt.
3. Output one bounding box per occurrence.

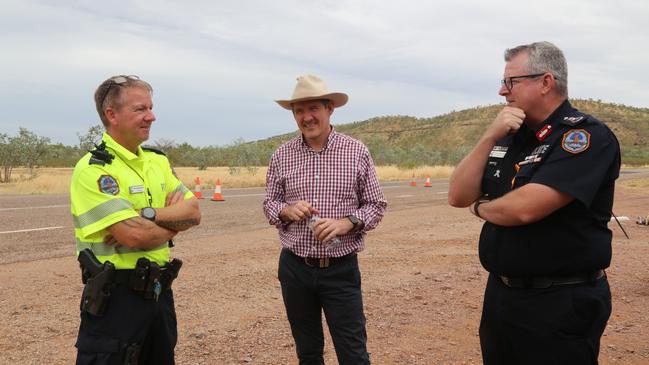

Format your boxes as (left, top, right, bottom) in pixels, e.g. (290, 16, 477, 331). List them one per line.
(263, 129, 387, 258)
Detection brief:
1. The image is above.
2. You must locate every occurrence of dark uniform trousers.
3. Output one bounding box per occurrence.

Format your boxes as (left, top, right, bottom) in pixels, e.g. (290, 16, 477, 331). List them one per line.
(278, 248, 370, 365)
(480, 273, 611, 365)
(75, 285, 177, 365)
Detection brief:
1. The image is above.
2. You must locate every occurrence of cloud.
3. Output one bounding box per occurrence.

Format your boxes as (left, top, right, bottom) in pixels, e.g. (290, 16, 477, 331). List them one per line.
(1, 0, 647, 146)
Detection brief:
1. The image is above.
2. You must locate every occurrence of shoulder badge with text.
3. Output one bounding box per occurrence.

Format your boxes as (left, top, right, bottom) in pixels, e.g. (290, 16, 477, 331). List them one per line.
(561, 129, 590, 154)
(97, 175, 120, 195)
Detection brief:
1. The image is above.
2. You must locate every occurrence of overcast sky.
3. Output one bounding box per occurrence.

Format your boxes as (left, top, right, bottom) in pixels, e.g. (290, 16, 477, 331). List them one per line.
(1, 0, 648, 147)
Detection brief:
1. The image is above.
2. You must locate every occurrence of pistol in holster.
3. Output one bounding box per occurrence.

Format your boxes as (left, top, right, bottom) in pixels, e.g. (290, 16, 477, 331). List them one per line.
(78, 248, 115, 317)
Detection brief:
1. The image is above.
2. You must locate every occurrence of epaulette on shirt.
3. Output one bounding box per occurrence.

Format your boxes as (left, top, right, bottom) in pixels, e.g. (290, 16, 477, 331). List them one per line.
(142, 146, 167, 156)
(560, 111, 590, 126)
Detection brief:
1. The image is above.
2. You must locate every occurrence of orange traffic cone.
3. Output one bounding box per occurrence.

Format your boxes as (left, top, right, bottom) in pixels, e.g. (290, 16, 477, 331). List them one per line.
(410, 173, 417, 187)
(193, 177, 204, 199)
(211, 178, 225, 201)
(424, 175, 432, 187)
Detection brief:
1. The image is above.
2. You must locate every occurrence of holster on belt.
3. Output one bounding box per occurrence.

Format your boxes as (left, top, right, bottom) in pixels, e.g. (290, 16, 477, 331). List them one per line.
(128, 258, 160, 299)
(127, 257, 182, 298)
(78, 249, 115, 317)
(161, 258, 183, 291)
(129, 257, 149, 292)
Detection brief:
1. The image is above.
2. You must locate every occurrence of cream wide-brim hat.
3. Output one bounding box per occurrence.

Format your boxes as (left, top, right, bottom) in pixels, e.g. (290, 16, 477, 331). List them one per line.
(275, 74, 348, 110)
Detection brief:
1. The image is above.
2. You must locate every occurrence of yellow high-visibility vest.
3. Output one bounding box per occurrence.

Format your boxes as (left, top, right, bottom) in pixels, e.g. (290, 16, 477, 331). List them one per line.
(70, 133, 193, 269)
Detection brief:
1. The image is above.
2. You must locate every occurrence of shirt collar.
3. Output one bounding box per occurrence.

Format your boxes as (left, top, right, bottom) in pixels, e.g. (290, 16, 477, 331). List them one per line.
(298, 126, 339, 152)
(102, 132, 144, 161)
(529, 99, 572, 142)
(534, 99, 572, 133)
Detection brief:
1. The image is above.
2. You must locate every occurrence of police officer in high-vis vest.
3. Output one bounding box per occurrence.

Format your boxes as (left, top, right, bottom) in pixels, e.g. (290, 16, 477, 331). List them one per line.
(71, 75, 201, 364)
(449, 42, 620, 365)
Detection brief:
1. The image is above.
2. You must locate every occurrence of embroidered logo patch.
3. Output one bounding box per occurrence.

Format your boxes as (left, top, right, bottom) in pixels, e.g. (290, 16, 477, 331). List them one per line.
(562, 129, 590, 154)
(98, 175, 120, 195)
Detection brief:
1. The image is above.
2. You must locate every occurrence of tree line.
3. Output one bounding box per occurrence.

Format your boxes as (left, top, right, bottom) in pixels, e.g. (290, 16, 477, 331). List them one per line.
(0, 128, 51, 182)
(0, 125, 466, 183)
(0, 125, 285, 183)
(3, 98, 648, 183)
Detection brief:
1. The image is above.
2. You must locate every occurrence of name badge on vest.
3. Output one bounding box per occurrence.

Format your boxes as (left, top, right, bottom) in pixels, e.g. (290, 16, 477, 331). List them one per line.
(129, 185, 146, 194)
(489, 146, 508, 158)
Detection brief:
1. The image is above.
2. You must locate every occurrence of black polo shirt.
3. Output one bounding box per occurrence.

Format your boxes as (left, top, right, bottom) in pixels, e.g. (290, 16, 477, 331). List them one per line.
(478, 100, 621, 276)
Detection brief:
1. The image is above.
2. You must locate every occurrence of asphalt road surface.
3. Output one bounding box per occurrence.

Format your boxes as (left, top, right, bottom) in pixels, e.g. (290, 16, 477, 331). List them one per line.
(0, 180, 450, 265)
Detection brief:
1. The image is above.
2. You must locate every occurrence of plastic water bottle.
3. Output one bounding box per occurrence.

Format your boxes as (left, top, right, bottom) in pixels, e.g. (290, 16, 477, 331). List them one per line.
(309, 215, 342, 252)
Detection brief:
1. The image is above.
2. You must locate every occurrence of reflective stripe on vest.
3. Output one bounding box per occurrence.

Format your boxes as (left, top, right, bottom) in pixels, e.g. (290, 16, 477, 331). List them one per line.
(174, 183, 190, 195)
(76, 239, 169, 269)
(72, 198, 133, 228)
(75, 238, 167, 256)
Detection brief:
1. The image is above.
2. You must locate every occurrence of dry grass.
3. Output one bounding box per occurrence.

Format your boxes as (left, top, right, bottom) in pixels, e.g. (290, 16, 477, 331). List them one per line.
(5, 165, 648, 196)
(0, 168, 73, 195)
(620, 177, 649, 191)
(0, 166, 455, 195)
(376, 165, 455, 181)
(174, 167, 268, 189)
(619, 164, 649, 192)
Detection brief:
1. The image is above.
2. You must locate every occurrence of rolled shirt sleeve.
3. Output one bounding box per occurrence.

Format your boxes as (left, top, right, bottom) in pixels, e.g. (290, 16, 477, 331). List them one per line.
(353, 147, 387, 232)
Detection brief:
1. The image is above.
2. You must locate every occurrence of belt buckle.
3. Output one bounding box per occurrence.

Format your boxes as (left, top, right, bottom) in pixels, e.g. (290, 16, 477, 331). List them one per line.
(319, 258, 330, 268)
(304, 257, 330, 268)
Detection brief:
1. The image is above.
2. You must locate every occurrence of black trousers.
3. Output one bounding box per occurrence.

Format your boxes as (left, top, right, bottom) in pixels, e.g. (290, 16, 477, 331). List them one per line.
(480, 273, 611, 365)
(75, 285, 177, 365)
(278, 249, 370, 365)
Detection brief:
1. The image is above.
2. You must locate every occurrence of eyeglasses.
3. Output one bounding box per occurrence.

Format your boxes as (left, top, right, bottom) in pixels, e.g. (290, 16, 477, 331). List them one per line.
(99, 75, 140, 107)
(501, 73, 546, 91)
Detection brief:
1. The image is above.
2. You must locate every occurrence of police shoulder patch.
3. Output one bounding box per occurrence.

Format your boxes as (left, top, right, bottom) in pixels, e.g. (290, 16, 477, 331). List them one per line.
(98, 175, 120, 195)
(562, 129, 591, 154)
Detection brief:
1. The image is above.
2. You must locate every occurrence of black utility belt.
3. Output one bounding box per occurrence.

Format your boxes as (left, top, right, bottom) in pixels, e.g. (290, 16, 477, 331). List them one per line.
(78, 249, 183, 316)
(499, 269, 605, 289)
(114, 258, 183, 298)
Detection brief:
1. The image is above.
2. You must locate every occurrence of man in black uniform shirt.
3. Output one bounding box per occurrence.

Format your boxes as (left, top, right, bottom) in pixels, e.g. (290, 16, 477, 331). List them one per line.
(448, 41, 620, 365)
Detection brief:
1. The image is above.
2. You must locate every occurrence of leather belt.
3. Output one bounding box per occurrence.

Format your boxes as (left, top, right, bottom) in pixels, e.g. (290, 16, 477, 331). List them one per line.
(114, 268, 170, 285)
(285, 249, 356, 268)
(499, 269, 605, 289)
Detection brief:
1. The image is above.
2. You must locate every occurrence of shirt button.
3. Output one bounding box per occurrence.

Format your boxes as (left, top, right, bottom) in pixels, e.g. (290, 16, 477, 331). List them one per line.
(313, 199, 318, 203)
(314, 175, 319, 179)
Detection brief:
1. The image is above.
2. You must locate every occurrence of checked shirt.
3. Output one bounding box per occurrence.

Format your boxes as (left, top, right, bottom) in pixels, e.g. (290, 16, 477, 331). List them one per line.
(263, 129, 387, 258)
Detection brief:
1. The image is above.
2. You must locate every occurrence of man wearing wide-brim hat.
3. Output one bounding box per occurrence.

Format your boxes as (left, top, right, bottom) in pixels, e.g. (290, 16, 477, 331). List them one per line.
(263, 74, 387, 364)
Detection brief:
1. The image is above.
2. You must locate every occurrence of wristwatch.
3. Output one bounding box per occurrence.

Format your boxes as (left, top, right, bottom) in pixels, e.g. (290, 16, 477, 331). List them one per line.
(141, 207, 156, 221)
(347, 214, 360, 232)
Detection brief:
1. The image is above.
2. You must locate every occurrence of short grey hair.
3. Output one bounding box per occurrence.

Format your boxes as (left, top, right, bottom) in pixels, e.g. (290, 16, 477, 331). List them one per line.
(94, 75, 153, 127)
(505, 41, 568, 97)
